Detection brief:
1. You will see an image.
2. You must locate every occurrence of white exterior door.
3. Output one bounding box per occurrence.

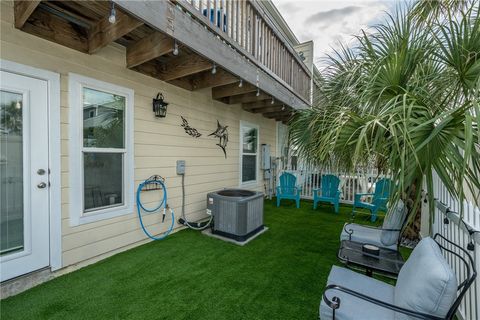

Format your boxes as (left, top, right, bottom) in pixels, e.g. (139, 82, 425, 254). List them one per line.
(1, 70, 50, 281)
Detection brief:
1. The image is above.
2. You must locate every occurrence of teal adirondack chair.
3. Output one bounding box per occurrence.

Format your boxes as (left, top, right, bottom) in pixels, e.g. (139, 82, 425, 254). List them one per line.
(313, 174, 341, 213)
(353, 178, 391, 222)
(276, 172, 302, 208)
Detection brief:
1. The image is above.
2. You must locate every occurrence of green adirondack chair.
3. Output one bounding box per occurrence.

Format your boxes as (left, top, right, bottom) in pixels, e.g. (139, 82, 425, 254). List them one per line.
(276, 172, 302, 208)
(313, 174, 341, 213)
(353, 178, 391, 222)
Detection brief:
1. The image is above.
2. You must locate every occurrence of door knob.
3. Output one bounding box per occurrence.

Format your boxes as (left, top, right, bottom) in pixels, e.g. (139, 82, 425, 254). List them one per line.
(37, 182, 47, 189)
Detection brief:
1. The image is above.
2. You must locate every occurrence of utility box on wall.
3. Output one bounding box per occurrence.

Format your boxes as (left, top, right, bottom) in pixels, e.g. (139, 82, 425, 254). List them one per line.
(261, 144, 271, 170)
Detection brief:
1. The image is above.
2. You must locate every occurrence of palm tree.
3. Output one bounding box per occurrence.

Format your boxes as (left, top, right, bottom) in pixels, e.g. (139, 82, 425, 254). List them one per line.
(289, 0, 480, 227)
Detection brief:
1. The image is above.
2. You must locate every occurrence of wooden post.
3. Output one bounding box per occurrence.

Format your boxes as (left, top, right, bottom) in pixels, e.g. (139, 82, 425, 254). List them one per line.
(207, 0, 211, 23)
(219, 0, 224, 33)
(214, 0, 218, 27)
(235, 0, 239, 43)
(252, 12, 257, 58)
(260, 21, 265, 64)
(226, 0, 231, 37)
(242, 0, 247, 48)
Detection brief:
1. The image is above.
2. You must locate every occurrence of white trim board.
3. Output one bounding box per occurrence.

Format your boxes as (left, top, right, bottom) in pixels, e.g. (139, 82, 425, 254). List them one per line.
(68, 73, 135, 226)
(239, 120, 260, 187)
(0, 59, 62, 271)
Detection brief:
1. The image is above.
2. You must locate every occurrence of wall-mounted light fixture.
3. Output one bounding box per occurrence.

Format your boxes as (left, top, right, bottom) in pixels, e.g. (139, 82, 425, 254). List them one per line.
(238, 79, 243, 88)
(256, 88, 260, 97)
(271, 97, 275, 104)
(153, 93, 168, 118)
(211, 63, 217, 75)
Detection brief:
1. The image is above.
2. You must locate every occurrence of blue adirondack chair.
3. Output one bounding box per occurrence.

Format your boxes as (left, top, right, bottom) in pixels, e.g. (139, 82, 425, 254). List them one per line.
(353, 178, 391, 222)
(276, 172, 302, 208)
(313, 174, 341, 213)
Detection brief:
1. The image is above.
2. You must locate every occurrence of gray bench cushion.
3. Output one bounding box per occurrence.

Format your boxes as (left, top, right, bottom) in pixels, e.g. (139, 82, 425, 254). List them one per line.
(340, 224, 397, 250)
(320, 266, 395, 320)
(340, 200, 406, 250)
(380, 200, 406, 246)
(394, 237, 457, 319)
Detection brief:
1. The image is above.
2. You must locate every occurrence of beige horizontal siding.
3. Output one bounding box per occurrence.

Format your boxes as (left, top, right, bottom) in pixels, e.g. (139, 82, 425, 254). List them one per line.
(1, 1, 278, 268)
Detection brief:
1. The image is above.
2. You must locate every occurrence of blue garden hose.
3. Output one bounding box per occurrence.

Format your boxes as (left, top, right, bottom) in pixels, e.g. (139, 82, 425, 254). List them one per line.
(136, 179, 174, 240)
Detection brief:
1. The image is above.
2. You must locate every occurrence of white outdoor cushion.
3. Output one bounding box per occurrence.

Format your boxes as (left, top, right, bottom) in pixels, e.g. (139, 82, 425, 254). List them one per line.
(340, 224, 397, 250)
(320, 266, 395, 320)
(380, 200, 407, 246)
(394, 237, 457, 319)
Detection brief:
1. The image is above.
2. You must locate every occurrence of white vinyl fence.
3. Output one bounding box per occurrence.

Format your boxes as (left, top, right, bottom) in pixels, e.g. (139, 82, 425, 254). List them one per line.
(430, 174, 480, 320)
(279, 167, 382, 203)
(277, 166, 479, 319)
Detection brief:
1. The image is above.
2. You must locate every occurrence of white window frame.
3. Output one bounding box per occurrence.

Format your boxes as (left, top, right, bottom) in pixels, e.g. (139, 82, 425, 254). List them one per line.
(239, 120, 260, 186)
(68, 73, 134, 226)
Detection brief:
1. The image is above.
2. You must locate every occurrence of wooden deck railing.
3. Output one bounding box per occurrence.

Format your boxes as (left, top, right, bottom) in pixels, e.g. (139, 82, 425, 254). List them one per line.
(174, 0, 312, 104)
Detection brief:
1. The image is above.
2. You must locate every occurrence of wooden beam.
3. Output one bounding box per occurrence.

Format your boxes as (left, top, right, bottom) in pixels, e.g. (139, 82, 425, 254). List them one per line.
(158, 54, 212, 81)
(126, 32, 173, 68)
(212, 82, 256, 100)
(172, 0, 313, 90)
(277, 113, 294, 121)
(242, 100, 283, 111)
(250, 105, 284, 113)
(263, 110, 292, 119)
(114, 0, 311, 109)
(167, 78, 194, 91)
(21, 7, 89, 53)
(89, 9, 143, 54)
(191, 69, 237, 90)
(14, 1, 40, 29)
(226, 92, 271, 104)
(167, 68, 237, 91)
(133, 54, 212, 82)
(132, 60, 161, 78)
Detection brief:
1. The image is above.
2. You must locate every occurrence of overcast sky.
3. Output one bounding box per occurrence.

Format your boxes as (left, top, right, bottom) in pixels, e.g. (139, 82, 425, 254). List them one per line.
(272, 0, 398, 68)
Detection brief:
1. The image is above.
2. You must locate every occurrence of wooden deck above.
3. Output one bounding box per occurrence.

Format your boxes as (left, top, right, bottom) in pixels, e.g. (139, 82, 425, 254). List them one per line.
(12, 0, 312, 122)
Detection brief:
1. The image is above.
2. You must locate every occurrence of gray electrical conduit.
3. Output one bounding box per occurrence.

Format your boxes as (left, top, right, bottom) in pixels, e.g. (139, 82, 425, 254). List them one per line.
(180, 173, 213, 230)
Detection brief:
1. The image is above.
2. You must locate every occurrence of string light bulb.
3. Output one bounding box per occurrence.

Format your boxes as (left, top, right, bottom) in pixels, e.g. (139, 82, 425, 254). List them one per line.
(271, 97, 275, 104)
(15, 100, 22, 110)
(173, 40, 179, 56)
(211, 63, 217, 75)
(281, 105, 285, 111)
(238, 80, 243, 88)
(108, 2, 116, 24)
(256, 88, 260, 97)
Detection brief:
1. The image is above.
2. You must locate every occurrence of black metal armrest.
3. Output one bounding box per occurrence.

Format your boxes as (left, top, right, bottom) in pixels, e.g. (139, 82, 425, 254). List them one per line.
(322, 284, 443, 320)
(343, 223, 355, 239)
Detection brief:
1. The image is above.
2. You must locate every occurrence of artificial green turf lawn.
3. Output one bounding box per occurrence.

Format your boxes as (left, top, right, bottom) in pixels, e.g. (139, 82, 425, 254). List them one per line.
(1, 200, 406, 320)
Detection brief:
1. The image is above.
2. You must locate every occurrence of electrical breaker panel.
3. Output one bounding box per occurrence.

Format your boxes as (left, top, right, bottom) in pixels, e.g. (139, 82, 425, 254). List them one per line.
(261, 144, 271, 170)
(176, 160, 186, 175)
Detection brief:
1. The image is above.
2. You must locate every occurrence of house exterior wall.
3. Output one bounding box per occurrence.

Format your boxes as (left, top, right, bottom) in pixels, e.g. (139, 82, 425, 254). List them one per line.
(294, 41, 314, 74)
(0, 2, 277, 268)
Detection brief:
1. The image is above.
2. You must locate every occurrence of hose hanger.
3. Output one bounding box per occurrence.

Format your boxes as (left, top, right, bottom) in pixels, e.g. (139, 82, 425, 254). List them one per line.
(142, 175, 165, 191)
(136, 176, 174, 240)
